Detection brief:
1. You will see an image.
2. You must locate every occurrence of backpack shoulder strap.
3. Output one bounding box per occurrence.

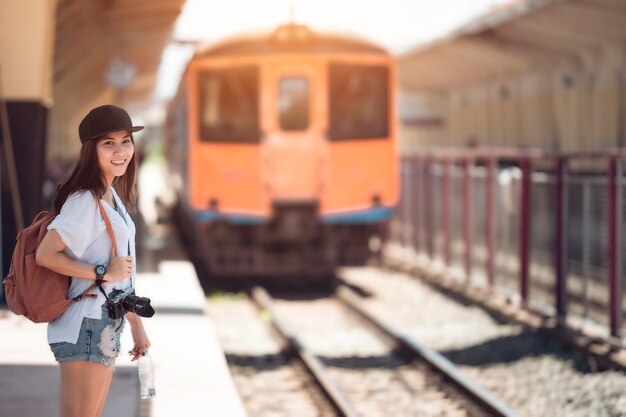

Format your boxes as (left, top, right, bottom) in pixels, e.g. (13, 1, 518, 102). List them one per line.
(97, 199, 118, 257)
(71, 283, 98, 302)
(70, 199, 120, 303)
(32, 211, 52, 224)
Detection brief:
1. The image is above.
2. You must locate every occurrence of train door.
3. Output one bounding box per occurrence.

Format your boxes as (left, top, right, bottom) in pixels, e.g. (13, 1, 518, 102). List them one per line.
(262, 60, 325, 202)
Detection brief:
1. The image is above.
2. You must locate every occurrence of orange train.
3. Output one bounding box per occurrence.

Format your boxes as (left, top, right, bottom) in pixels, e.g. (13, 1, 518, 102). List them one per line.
(166, 24, 398, 283)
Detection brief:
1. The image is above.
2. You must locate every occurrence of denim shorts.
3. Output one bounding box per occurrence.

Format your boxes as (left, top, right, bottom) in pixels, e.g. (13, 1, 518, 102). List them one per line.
(49, 305, 125, 368)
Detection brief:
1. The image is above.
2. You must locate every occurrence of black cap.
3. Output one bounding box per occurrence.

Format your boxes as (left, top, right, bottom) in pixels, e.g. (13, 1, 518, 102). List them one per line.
(78, 104, 144, 144)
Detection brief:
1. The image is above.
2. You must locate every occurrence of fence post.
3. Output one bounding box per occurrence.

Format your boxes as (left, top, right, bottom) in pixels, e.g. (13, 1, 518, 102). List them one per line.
(413, 156, 421, 253)
(555, 156, 568, 320)
(463, 156, 473, 283)
(442, 158, 451, 266)
(402, 157, 411, 247)
(608, 157, 622, 338)
(582, 180, 591, 319)
(519, 157, 532, 307)
(486, 156, 496, 290)
(424, 157, 434, 258)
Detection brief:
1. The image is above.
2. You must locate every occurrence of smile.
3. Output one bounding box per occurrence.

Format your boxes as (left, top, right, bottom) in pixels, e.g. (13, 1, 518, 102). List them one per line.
(111, 159, 127, 166)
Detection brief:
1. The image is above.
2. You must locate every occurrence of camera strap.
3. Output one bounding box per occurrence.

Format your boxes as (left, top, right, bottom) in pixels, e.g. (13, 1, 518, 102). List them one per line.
(112, 197, 131, 254)
(96, 199, 118, 302)
(112, 191, 134, 289)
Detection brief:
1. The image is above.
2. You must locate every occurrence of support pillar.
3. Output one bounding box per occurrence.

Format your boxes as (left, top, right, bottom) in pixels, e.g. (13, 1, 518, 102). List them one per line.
(0, 0, 56, 279)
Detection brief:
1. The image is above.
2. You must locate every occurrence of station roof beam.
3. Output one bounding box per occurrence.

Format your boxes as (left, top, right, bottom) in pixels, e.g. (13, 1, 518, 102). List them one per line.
(399, 0, 626, 92)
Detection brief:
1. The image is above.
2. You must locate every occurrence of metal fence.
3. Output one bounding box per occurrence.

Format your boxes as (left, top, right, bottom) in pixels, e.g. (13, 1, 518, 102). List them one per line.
(390, 149, 626, 342)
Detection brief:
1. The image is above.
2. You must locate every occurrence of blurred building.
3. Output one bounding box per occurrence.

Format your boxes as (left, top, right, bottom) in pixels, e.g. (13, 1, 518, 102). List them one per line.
(398, 0, 626, 153)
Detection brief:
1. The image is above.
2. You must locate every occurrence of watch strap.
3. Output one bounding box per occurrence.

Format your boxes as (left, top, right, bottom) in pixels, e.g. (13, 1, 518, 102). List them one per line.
(95, 265, 106, 281)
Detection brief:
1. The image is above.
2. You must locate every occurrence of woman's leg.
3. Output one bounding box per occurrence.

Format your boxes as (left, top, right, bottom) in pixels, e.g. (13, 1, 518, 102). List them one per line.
(94, 362, 114, 417)
(59, 361, 114, 417)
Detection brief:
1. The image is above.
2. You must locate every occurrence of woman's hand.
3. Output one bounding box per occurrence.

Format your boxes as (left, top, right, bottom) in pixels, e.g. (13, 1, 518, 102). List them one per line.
(106, 247, 134, 282)
(127, 313, 151, 361)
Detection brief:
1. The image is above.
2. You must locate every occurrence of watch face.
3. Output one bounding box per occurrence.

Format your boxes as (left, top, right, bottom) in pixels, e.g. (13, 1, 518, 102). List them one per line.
(96, 265, 106, 276)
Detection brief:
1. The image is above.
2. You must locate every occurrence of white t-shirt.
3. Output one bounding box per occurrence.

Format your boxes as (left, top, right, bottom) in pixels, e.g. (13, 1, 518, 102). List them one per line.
(46, 187, 136, 344)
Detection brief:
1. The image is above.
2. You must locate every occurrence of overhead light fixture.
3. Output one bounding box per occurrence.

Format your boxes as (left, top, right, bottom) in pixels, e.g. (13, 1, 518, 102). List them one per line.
(106, 57, 136, 92)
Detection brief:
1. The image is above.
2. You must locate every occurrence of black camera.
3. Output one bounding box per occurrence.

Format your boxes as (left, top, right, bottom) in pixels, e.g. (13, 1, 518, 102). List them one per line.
(106, 288, 155, 320)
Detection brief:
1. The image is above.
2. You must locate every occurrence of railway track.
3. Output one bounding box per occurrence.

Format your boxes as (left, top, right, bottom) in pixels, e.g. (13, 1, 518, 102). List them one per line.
(251, 285, 518, 417)
(339, 266, 626, 417)
(205, 292, 338, 417)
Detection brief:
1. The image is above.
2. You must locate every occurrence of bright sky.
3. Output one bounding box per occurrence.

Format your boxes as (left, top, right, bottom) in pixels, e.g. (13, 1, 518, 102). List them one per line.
(153, 0, 511, 103)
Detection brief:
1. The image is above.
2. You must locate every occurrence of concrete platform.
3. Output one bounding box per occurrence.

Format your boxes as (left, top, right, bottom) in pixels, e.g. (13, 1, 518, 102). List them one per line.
(0, 224, 248, 417)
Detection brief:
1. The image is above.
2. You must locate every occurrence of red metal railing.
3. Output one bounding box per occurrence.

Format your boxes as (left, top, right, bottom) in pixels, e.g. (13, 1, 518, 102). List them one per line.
(392, 148, 626, 342)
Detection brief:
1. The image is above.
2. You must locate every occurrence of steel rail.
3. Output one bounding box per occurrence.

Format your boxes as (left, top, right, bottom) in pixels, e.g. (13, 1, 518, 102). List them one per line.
(250, 287, 360, 417)
(336, 284, 519, 417)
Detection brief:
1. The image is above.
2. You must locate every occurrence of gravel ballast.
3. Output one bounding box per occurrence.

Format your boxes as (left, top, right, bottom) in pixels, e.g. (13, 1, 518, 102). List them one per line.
(339, 266, 626, 417)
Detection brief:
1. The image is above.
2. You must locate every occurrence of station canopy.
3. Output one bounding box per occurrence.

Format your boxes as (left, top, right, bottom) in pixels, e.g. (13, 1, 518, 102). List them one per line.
(399, 0, 626, 91)
(54, 0, 185, 110)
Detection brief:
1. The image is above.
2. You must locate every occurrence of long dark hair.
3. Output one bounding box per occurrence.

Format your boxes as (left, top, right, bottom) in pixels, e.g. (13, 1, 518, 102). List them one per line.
(53, 134, 138, 214)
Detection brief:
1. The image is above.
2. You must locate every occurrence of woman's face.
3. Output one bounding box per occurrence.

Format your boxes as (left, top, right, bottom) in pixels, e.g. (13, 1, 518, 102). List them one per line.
(96, 130, 135, 186)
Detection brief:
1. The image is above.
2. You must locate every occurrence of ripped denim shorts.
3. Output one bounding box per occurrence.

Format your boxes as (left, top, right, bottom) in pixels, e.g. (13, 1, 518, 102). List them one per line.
(49, 304, 126, 368)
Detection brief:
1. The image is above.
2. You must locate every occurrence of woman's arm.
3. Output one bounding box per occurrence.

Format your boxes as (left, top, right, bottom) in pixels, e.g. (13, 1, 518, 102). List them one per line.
(35, 229, 133, 282)
(126, 312, 151, 361)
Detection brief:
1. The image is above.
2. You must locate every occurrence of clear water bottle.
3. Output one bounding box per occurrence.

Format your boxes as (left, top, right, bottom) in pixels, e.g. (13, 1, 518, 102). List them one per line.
(137, 352, 156, 399)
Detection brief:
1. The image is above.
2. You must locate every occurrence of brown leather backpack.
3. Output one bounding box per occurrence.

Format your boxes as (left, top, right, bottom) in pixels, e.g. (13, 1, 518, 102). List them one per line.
(3, 200, 117, 323)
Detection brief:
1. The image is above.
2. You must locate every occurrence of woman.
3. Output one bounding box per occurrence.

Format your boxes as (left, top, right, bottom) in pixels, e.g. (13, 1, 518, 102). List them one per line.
(36, 104, 151, 417)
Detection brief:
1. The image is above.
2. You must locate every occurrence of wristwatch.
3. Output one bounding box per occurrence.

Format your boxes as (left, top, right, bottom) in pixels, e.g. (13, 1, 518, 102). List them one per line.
(95, 264, 107, 283)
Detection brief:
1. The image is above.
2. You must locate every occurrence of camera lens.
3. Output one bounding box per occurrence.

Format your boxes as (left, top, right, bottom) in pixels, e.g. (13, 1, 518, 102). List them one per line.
(122, 294, 155, 317)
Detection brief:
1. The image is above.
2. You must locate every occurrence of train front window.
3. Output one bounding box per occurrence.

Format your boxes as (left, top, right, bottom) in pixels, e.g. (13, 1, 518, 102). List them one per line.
(198, 66, 259, 142)
(279, 77, 309, 131)
(328, 64, 388, 140)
